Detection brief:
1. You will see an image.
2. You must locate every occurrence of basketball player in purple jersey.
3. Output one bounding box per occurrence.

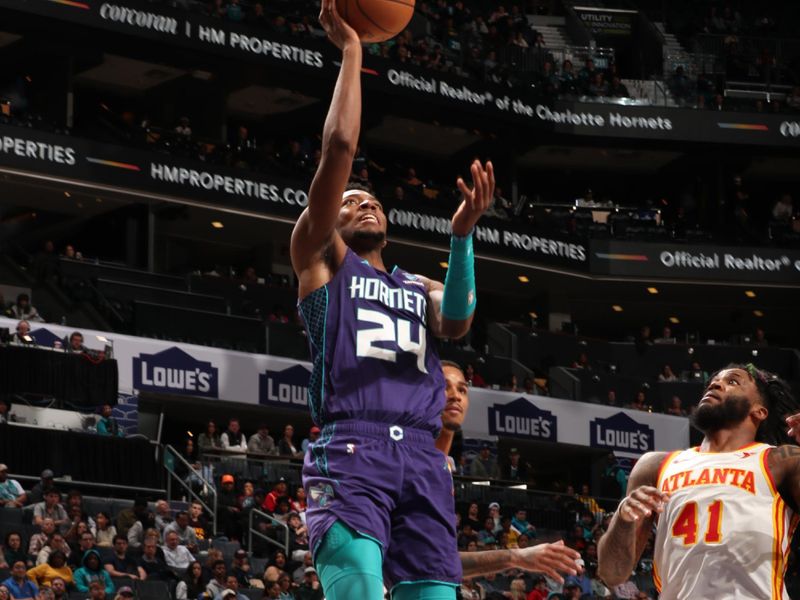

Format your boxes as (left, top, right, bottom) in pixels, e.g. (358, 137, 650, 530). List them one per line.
(290, 1, 493, 598)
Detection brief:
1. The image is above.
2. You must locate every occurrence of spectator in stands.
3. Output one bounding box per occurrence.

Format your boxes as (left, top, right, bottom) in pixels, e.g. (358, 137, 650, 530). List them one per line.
(511, 509, 536, 538)
(600, 453, 627, 500)
(136, 538, 169, 582)
(3, 560, 38, 599)
(86, 580, 108, 600)
(261, 477, 288, 513)
(219, 577, 248, 600)
(49, 577, 67, 600)
(229, 550, 251, 589)
(218, 474, 242, 540)
(103, 536, 143, 581)
(263, 581, 281, 599)
(286, 512, 309, 561)
(11, 320, 32, 345)
(470, 443, 501, 479)
(34, 492, 67, 530)
(161, 531, 193, 570)
(654, 326, 676, 344)
(116, 498, 154, 542)
(522, 377, 536, 395)
(27, 471, 56, 505)
(64, 509, 90, 546)
(174, 117, 192, 137)
(606, 389, 618, 407)
(629, 390, 647, 411)
(745, 329, 768, 351)
(163, 511, 197, 552)
(291, 553, 313, 585)
(572, 352, 591, 370)
(579, 59, 598, 90)
(459, 577, 482, 600)
(175, 560, 206, 600)
(205, 560, 227, 598)
(220, 417, 248, 458)
(96, 404, 122, 437)
(247, 424, 277, 456)
(608, 76, 630, 98)
(658, 364, 678, 382)
(73, 550, 113, 596)
(0, 399, 8, 424)
(0, 465, 27, 508)
(113, 586, 133, 600)
(65, 492, 92, 529)
(62, 245, 82, 261)
(3, 532, 28, 569)
(578, 484, 602, 518)
(8, 294, 43, 322)
(67, 533, 96, 570)
(464, 364, 486, 388)
(91, 513, 115, 548)
(294, 568, 323, 600)
(502, 448, 528, 482)
(290, 487, 307, 514)
(588, 72, 609, 97)
(153, 500, 172, 534)
(277, 425, 301, 458)
(263, 550, 288, 584)
(36, 531, 72, 566)
(198, 421, 222, 458)
(300, 426, 320, 453)
(29, 520, 57, 557)
(187, 502, 208, 543)
(666, 396, 686, 417)
(687, 360, 708, 382)
(68, 332, 86, 354)
(26, 550, 72, 589)
(560, 60, 578, 96)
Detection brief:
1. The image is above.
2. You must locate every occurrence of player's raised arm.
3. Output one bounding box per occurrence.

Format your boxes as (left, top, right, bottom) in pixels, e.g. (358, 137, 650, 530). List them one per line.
(290, 0, 362, 298)
(419, 160, 495, 340)
(597, 451, 668, 587)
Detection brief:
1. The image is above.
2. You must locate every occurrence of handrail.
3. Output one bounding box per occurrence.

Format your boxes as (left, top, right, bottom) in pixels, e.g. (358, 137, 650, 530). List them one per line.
(248, 508, 290, 556)
(8, 473, 166, 496)
(163, 444, 218, 535)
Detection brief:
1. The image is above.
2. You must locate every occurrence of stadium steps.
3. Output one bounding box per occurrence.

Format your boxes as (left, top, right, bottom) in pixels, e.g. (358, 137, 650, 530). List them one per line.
(528, 15, 570, 48)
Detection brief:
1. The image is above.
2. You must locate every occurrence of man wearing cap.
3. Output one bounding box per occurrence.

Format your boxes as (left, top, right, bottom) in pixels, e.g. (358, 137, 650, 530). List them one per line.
(294, 567, 323, 600)
(27, 470, 56, 505)
(301, 427, 321, 454)
(217, 575, 248, 600)
(218, 475, 241, 540)
(247, 424, 277, 456)
(469, 444, 501, 479)
(502, 448, 528, 482)
(0, 464, 27, 508)
(116, 586, 134, 599)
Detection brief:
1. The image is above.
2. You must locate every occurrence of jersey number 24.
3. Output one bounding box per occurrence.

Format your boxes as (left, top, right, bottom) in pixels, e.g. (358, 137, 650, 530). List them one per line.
(356, 308, 428, 374)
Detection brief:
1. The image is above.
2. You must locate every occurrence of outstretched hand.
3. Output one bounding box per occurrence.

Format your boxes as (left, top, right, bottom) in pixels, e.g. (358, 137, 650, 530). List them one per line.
(452, 160, 495, 237)
(785, 414, 800, 444)
(512, 540, 582, 584)
(319, 0, 361, 50)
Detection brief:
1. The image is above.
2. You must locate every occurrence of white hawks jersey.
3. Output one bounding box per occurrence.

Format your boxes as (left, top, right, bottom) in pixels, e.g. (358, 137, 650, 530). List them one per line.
(653, 443, 797, 600)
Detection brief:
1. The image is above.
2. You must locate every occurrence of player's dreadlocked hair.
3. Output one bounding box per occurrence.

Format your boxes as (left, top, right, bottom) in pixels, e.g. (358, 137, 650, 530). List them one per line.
(716, 363, 798, 446)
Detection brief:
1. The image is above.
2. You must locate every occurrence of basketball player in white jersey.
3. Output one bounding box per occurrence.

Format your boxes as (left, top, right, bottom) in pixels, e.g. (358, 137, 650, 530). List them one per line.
(597, 363, 799, 599)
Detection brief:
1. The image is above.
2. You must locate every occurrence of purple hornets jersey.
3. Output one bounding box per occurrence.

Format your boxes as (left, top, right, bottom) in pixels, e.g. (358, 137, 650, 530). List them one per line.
(298, 248, 446, 433)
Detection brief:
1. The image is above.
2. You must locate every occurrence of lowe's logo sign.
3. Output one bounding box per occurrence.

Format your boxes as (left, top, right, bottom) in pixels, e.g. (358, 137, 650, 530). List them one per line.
(259, 364, 310, 410)
(488, 398, 557, 441)
(591, 412, 654, 453)
(133, 347, 218, 397)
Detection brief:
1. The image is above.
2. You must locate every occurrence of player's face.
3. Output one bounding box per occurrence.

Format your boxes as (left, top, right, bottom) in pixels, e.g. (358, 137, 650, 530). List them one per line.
(692, 368, 763, 433)
(337, 192, 387, 251)
(441, 365, 469, 431)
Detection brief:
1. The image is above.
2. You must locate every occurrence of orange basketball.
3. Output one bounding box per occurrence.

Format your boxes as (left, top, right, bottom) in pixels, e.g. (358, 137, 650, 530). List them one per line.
(336, 0, 416, 44)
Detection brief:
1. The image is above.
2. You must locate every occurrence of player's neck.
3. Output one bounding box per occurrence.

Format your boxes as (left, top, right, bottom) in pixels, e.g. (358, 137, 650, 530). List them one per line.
(699, 427, 757, 453)
(356, 249, 388, 272)
(435, 428, 455, 455)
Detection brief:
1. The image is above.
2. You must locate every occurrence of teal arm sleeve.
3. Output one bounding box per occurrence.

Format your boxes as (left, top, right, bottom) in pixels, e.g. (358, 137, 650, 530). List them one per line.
(441, 233, 477, 320)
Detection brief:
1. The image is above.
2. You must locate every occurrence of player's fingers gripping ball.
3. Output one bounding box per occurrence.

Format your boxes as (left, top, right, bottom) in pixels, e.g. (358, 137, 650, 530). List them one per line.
(336, 0, 416, 43)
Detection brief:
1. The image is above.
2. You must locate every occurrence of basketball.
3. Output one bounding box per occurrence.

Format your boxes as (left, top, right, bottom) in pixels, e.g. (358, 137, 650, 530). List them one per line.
(336, 0, 416, 43)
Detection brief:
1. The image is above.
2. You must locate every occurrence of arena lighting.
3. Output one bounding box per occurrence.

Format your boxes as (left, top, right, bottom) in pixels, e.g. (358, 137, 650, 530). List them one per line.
(528, 311, 538, 319)
(439, 261, 448, 268)
(647, 287, 659, 294)
(471, 481, 491, 486)
(187, 431, 194, 437)
(688, 347, 695, 355)
(518, 275, 530, 283)
(509, 484, 528, 490)
(611, 305, 623, 312)
(669, 316, 680, 324)
(752, 350, 759, 357)
(211, 221, 224, 229)
(753, 309, 764, 317)
(745, 290, 756, 298)
(63, 191, 71, 198)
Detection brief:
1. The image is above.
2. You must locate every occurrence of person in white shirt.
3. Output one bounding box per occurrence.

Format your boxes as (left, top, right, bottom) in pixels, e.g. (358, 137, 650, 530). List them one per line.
(220, 418, 248, 458)
(161, 531, 193, 570)
(0, 464, 27, 507)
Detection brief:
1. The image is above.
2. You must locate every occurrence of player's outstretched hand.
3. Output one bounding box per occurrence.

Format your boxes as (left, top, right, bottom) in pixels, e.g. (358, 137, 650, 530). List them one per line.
(512, 540, 582, 584)
(319, 0, 360, 51)
(618, 486, 669, 523)
(451, 159, 495, 237)
(785, 414, 800, 444)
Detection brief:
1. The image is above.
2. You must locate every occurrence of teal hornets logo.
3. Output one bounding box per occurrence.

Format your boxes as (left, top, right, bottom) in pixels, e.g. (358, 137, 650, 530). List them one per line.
(309, 483, 335, 508)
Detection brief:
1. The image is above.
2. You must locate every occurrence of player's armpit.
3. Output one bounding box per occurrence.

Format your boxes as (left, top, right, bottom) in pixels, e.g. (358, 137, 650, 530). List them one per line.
(767, 445, 800, 508)
(597, 451, 667, 587)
